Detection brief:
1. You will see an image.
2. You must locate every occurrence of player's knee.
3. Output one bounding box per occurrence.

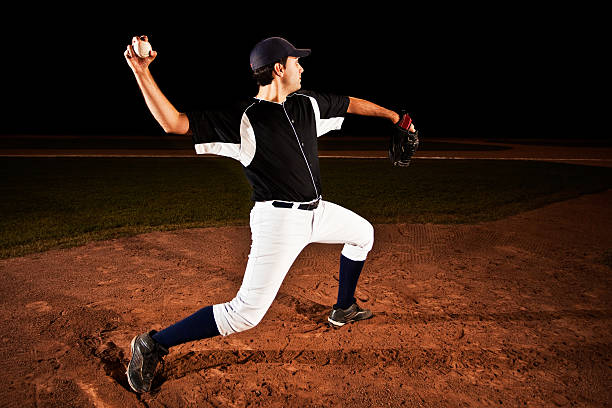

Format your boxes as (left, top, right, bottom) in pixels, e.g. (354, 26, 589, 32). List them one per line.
(215, 295, 271, 336)
(243, 305, 267, 327)
(341, 220, 374, 261)
(233, 308, 266, 333)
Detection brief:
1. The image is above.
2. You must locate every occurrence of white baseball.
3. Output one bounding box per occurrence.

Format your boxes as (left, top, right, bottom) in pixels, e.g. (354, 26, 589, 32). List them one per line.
(134, 41, 152, 58)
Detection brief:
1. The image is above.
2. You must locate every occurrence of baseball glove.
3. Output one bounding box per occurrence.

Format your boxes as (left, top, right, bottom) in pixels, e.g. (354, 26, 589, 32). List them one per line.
(389, 111, 419, 167)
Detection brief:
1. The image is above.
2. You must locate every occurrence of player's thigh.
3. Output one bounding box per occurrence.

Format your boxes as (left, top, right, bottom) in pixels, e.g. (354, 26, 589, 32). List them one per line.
(214, 205, 311, 334)
(243, 202, 317, 297)
(310, 200, 374, 247)
(249, 203, 312, 248)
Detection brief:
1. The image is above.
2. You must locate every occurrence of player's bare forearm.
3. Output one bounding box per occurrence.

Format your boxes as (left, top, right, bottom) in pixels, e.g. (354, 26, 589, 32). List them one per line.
(124, 36, 189, 135)
(347, 97, 400, 124)
(132, 69, 190, 135)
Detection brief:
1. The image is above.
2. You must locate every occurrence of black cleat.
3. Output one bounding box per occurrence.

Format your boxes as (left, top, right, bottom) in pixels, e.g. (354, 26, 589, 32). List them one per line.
(126, 330, 169, 393)
(328, 303, 373, 327)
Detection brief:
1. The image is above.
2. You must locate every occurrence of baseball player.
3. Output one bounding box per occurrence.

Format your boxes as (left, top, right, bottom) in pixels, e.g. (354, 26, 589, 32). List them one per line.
(123, 35, 416, 393)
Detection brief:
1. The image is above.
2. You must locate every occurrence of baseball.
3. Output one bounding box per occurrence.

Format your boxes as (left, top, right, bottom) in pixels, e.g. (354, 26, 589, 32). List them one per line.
(134, 41, 152, 58)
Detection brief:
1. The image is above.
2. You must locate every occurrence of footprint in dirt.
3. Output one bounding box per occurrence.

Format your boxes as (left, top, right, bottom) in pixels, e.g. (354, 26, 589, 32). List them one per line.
(85, 338, 132, 391)
(83, 333, 175, 394)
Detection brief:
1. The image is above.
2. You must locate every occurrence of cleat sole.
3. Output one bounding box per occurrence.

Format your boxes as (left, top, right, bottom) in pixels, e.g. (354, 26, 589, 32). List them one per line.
(126, 335, 139, 393)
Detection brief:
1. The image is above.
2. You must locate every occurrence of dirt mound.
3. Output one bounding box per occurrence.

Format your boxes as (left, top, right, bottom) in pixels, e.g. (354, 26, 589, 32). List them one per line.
(1, 190, 611, 407)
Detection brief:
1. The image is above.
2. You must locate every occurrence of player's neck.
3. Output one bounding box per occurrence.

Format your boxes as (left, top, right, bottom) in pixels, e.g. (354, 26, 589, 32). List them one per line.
(255, 81, 291, 104)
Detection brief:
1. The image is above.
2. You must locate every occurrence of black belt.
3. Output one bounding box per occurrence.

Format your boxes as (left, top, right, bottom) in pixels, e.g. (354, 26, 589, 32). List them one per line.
(272, 198, 320, 211)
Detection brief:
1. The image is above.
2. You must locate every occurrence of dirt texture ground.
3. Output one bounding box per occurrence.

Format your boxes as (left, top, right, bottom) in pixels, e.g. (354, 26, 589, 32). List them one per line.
(0, 187, 611, 407)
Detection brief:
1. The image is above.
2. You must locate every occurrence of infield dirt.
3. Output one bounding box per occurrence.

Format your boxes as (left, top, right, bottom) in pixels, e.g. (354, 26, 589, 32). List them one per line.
(0, 188, 610, 407)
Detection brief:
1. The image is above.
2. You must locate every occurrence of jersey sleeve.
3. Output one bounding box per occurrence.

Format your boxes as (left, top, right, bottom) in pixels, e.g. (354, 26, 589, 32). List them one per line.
(299, 90, 350, 137)
(186, 107, 243, 160)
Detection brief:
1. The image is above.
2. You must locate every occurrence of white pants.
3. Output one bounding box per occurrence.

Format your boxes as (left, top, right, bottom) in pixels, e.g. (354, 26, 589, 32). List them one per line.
(212, 199, 374, 336)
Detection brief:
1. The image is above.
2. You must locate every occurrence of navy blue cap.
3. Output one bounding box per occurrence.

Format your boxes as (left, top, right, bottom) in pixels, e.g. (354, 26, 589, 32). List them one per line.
(249, 37, 311, 71)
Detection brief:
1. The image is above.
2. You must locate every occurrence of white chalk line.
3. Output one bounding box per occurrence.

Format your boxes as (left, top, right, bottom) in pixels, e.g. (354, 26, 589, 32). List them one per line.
(323, 156, 612, 162)
(1, 154, 610, 162)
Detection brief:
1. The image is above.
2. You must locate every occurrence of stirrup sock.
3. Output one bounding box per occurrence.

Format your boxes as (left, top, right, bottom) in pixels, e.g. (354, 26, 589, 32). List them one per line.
(152, 305, 220, 348)
(334, 255, 365, 310)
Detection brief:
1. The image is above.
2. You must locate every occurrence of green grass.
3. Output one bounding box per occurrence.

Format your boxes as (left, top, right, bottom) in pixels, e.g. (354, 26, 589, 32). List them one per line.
(1, 157, 611, 259)
(320, 159, 612, 223)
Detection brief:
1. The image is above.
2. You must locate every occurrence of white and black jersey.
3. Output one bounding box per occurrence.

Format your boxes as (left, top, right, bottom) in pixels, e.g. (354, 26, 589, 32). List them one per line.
(187, 90, 350, 202)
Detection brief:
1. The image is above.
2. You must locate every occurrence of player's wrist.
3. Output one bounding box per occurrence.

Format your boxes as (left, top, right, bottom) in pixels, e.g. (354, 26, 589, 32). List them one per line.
(396, 111, 414, 131)
(390, 111, 401, 124)
(132, 66, 152, 81)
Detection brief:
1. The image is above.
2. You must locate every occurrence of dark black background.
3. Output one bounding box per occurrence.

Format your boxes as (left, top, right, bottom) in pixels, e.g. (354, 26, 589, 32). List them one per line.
(1, 5, 600, 140)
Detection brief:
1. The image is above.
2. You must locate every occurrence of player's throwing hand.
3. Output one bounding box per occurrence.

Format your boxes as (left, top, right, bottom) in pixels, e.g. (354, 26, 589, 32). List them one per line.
(124, 35, 157, 74)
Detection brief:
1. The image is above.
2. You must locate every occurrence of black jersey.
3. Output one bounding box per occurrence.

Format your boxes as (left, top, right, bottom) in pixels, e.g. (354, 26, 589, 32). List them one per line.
(186, 90, 350, 202)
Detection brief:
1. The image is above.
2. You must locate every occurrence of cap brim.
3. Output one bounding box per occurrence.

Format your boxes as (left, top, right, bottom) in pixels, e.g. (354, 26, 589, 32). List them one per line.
(290, 48, 311, 58)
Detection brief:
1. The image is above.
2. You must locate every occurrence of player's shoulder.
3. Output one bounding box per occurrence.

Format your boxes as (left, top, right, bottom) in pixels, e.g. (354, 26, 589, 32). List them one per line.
(290, 89, 318, 99)
(288, 90, 329, 106)
(192, 96, 255, 112)
(189, 97, 258, 128)
(291, 89, 347, 102)
(231, 97, 260, 113)
(212, 97, 260, 118)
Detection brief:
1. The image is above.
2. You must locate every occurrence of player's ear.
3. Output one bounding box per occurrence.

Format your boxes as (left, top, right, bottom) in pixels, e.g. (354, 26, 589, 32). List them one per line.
(273, 62, 284, 77)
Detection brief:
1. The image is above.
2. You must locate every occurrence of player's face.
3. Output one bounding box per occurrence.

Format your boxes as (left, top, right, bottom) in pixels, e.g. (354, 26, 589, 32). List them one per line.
(282, 57, 304, 93)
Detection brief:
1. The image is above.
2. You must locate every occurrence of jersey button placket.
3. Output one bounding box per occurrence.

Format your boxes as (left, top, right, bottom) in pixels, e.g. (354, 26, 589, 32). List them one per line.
(283, 104, 319, 198)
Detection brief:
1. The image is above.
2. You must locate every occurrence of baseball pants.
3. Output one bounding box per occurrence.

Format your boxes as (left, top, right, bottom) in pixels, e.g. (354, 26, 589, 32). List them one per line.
(213, 199, 374, 336)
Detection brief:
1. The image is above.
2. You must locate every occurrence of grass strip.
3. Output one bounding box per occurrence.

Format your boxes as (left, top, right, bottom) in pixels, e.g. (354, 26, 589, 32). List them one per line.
(1, 157, 611, 259)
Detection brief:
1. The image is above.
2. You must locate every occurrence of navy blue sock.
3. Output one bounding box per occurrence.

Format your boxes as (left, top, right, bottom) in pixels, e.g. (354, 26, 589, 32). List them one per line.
(151, 305, 220, 349)
(334, 255, 365, 310)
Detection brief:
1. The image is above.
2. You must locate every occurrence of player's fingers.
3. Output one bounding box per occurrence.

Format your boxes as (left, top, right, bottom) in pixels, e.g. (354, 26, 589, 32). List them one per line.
(125, 45, 133, 59)
(149, 50, 157, 59)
